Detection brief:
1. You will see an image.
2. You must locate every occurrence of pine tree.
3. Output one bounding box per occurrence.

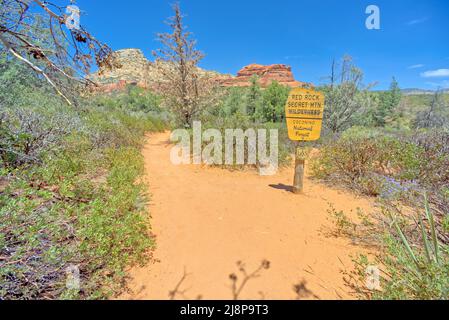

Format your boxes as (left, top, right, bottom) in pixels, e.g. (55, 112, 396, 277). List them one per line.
(246, 75, 262, 119)
(373, 77, 402, 127)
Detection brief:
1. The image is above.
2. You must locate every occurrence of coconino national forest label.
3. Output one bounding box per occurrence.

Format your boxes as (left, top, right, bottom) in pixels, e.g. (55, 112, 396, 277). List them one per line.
(285, 88, 325, 141)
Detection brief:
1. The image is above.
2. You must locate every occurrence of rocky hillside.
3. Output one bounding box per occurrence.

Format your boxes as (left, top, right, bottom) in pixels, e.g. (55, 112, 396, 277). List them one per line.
(90, 49, 306, 92)
(89, 49, 161, 92)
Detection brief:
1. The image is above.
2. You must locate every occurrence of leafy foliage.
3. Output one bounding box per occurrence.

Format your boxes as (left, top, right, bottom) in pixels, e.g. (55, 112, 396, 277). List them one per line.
(198, 79, 293, 168)
(311, 127, 424, 196)
(0, 62, 166, 299)
(246, 76, 262, 120)
(256, 81, 290, 123)
(369, 78, 402, 127)
(349, 198, 448, 300)
(314, 125, 448, 300)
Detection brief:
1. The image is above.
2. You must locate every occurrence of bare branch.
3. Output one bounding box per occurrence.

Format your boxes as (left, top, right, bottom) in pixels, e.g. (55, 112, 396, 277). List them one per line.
(0, 0, 115, 104)
(0, 32, 72, 105)
(168, 267, 191, 300)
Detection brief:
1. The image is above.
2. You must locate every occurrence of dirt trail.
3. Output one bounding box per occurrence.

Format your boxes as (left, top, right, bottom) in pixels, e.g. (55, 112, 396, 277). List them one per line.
(121, 131, 373, 300)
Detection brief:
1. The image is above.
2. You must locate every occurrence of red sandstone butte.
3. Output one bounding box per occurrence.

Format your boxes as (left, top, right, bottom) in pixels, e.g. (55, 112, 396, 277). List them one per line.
(219, 64, 306, 88)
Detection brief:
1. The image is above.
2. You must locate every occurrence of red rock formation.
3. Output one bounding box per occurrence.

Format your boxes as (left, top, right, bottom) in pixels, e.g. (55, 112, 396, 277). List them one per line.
(89, 49, 309, 92)
(219, 64, 306, 88)
(91, 80, 126, 93)
(88, 80, 150, 94)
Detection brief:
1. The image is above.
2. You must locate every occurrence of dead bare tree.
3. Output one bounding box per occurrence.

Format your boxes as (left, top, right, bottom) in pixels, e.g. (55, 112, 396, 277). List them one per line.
(414, 89, 449, 129)
(323, 55, 376, 134)
(0, 0, 115, 105)
(152, 3, 219, 127)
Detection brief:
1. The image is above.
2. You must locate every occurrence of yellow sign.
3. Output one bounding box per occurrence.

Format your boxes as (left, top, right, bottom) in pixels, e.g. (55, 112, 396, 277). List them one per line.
(285, 88, 325, 141)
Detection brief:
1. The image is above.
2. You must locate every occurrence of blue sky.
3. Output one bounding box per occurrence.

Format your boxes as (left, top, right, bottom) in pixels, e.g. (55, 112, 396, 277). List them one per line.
(76, 0, 449, 90)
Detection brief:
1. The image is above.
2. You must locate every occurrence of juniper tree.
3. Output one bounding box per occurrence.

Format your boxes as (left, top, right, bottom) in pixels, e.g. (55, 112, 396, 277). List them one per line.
(257, 81, 290, 123)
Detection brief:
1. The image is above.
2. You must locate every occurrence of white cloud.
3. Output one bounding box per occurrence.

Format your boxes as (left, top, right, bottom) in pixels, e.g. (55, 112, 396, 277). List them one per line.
(408, 64, 424, 69)
(421, 69, 449, 78)
(426, 80, 449, 88)
(406, 17, 429, 26)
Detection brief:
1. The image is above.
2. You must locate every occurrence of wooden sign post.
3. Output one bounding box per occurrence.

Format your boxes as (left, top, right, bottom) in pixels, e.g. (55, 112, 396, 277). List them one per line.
(285, 88, 325, 194)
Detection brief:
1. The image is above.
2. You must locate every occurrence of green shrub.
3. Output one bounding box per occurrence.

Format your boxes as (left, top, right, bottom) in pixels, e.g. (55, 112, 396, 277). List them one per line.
(207, 80, 290, 124)
(1, 81, 166, 299)
(92, 85, 163, 114)
(311, 127, 425, 196)
(0, 106, 82, 168)
(348, 198, 448, 300)
(318, 127, 449, 300)
(196, 81, 294, 169)
(194, 112, 292, 169)
(256, 81, 290, 123)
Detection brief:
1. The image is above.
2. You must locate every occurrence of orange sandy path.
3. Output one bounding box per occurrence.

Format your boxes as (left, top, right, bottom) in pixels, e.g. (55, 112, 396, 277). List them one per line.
(121, 131, 373, 300)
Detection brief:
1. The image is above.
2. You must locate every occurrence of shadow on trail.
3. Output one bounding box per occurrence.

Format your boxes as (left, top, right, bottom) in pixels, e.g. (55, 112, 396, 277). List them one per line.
(167, 260, 321, 300)
(269, 183, 293, 193)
